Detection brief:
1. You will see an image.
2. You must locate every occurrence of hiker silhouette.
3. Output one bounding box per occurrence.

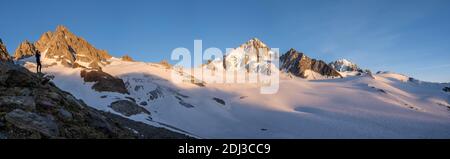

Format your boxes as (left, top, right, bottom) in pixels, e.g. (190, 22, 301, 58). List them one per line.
(35, 50, 42, 73)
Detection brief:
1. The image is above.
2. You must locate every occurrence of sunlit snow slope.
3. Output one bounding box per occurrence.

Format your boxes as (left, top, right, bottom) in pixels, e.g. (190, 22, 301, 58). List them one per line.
(20, 58, 450, 139)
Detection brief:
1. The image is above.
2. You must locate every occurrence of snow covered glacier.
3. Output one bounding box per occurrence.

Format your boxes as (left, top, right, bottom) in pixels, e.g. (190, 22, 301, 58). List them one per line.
(18, 56, 450, 139)
(15, 31, 450, 138)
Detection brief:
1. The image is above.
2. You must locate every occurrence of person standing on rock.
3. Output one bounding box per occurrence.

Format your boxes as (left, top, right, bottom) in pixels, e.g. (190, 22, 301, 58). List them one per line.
(35, 50, 42, 73)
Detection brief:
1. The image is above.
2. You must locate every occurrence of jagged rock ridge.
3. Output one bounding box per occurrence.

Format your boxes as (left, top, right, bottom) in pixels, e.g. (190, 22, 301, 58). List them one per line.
(0, 39, 12, 63)
(13, 40, 38, 60)
(280, 48, 342, 79)
(14, 25, 112, 68)
(205, 38, 343, 79)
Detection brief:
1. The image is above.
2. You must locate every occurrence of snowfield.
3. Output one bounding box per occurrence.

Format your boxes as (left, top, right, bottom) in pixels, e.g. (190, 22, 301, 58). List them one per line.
(20, 58, 450, 139)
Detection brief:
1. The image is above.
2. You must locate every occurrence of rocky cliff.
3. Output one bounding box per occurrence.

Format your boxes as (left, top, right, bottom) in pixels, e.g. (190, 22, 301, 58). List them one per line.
(0, 39, 12, 63)
(280, 48, 342, 79)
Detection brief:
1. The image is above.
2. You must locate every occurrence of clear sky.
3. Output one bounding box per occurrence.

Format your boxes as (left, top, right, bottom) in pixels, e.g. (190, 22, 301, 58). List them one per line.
(1, 0, 449, 82)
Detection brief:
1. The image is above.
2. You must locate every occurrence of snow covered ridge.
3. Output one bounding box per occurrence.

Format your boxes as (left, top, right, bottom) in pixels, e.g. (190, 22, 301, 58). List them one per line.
(18, 57, 450, 138)
(16, 47, 450, 138)
(329, 59, 361, 72)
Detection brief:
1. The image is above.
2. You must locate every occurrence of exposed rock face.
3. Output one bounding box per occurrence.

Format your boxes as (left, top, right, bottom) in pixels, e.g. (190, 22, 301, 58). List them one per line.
(443, 87, 450, 93)
(15, 25, 112, 68)
(212, 97, 225, 105)
(109, 100, 150, 116)
(280, 48, 342, 79)
(0, 39, 12, 63)
(147, 87, 164, 101)
(5, 109, 60, 137)
(80, 69, 129, 94)
(121, 55, 134, 62)
(13, 40, 38, 60)
(159, 60, 172, 69)
(0, 96, 36, 111)
(0, 63, 190, 139)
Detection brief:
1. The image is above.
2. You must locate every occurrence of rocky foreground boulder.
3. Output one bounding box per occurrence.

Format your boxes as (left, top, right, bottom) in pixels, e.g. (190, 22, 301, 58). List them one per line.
(0, 63, 190, 139)
(80, 69, 129, 94)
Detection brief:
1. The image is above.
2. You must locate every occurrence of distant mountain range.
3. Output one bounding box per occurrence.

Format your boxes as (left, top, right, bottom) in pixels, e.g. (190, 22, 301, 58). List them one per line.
(9, 26, 369, 80)
(204, 37, 366, 80)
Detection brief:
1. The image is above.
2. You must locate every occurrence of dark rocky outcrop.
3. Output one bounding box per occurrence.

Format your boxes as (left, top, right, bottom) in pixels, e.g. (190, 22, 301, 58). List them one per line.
(101, 111, 192, 139)
(0, 63, 190, 139)
(212, 97, 225, 105)
(179, 101, 195, 108)
(280, 48, 342, 78)
(147, 87, 164, 101)
(80, 70, 129, 94)
(5, 109, 60, 137)
(121, 55, 134, 62)
(109, 100, 150, 116)
(443, 87, 450, 93)
(0, 96, 36, 111)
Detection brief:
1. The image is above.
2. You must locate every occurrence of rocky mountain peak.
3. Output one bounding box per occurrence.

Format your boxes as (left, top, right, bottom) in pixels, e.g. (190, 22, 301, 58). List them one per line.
(280, 48, 342, 79)
(221, 38, 276, 73)
(14, 40, 38, 60)
(15, 25, 112, 69)
(55, 25, 69, 33)
(0, 38, 12, 63)
(284, 48, 305, 59)
(239, 37, 269, 50)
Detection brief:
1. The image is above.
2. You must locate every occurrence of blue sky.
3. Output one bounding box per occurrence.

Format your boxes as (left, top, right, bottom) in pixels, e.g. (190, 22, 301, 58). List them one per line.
(1, 0, 449, 82)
